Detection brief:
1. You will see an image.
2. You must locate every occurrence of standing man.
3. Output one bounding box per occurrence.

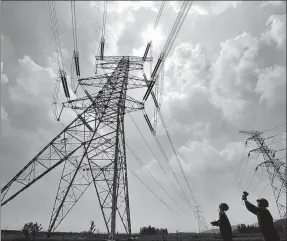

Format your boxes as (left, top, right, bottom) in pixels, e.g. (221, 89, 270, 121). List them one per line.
(242, 191, 281, 241)
(211, 203, 234, 241)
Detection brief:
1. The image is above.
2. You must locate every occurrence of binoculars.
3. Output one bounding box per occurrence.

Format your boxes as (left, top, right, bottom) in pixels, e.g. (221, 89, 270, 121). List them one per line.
(242, 191, 249, 199)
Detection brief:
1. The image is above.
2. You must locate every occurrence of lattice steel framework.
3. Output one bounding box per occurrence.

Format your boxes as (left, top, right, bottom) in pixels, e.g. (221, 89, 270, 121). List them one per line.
(1, 56, 152, 240)
(240, 130, 287, 221)
(194, 205, 208, 233)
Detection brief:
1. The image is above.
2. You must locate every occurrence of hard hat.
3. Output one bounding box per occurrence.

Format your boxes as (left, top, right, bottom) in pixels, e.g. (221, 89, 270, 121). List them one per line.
(256, 198, 269, 207)
(219, 203, 229, 211)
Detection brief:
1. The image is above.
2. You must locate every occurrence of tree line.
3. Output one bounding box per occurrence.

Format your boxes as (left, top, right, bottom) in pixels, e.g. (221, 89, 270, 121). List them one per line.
(236, 224, 260, 233)
(140, 225, 168, 235)
(237, 223, 285, 233)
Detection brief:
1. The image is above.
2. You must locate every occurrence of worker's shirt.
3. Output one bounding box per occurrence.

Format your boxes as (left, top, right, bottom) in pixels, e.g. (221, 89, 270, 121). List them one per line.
(244, 201, 280, 241)
(213, 211, 233, 239)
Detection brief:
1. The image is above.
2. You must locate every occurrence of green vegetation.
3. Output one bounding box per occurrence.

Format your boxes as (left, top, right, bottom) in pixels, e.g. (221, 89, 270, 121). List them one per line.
(82, 221, 97, 239)
(139, 225, 168, 235)
(21, 222, 43, 240)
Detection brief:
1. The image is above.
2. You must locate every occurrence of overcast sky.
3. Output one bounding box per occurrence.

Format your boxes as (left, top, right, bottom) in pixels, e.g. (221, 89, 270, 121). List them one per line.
(1, 0, 286, 234)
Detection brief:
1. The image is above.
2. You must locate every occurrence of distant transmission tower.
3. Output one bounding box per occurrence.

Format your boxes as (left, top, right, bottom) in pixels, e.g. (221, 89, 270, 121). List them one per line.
(194, 205, 208, 233)
(240, 130, 286, 222)
(1, 56, 152, 241)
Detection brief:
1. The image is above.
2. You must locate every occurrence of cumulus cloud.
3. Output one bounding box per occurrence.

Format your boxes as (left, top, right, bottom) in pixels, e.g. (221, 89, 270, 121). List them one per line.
(190, 122, 210, 139)
(1, 62, 9, 122)
(1, 0, 286, 233)
(164, 140, 249, 209)
(165, 43, 210, 88)
(255, 65, 286, 107)
(211, 32, 259, 96)
(210, 32, 260, 121)
(1, 61, 9, 84)
(162, 32, 262, 124)
(261, 14, 286, 48)
(137, 157, 170, 184)
(191, 1, 242, 16)
(2, 55, 60, 132)
(261, 1, 285, 8)
(89, 1, 159, 13)
(9, 56, 55, 104)
(1, 104, 9, 121)
(211, 94, 247, 122)
(169, 1, 242, 16)
(173, 140, 245, 175)
(160, 33, 261, 138)
(161, 84, 219, 134)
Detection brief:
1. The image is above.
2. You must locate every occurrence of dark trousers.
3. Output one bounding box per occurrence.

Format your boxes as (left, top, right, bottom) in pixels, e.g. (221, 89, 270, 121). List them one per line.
(263, 231, 281, 241)
(222, 238, 233, 241)
(263, 236, 281, 241)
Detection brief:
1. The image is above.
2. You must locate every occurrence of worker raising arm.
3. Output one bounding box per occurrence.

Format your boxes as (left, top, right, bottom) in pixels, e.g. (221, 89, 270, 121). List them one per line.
(242, 191, 281, 241)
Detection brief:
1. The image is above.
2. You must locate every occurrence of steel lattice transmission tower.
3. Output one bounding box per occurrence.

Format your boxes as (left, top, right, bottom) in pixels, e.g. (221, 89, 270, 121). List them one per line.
(240, 130, 287, 222)
(1, 55, 152, 240)
(194, 205, 209, 233)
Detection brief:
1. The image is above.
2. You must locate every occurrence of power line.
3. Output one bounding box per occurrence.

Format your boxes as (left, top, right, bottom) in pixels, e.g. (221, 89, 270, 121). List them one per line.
(242, 155, 261, 192)
(257, 180, 270, 197)
(157, 110, 198, 207)
(128, 113, 192, 212)
(126, 143, 191, 217)
(251, 168, 266, 193)
(240, 130, 286, 220)
(262, 122, 286, 134)
(143, 112, 196, 212)
(236, 144, 247, 192)
(127, 168, 184, 219)
(153, 1, 165, 31)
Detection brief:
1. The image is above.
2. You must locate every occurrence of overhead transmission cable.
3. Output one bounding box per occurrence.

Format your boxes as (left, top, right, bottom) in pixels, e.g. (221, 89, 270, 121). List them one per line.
(161, 1, 192, 59)
(242, 122, 286, 148)
(142, 0, 197, 210)
(242, 154, 261, 192)
(128, 113, 193, 213)
(153, 2, 165, 30)
(244, 129, 286, 191)
(239, 123, 286, 196)
(71, 0, 78, 52)
(101, 1, 107, 40)
(48, 1, 64, 70)
(128, 168, 191, 220)
(257, 180, 271, 197)
(236, 144, 247, 192)
(70, 0, 81, 95)
(126, 143, 191, 218)
(157, 110, 198, 207)
(94, 1, 108, 74)
(48, 1, 70, 126)
(144, 1, 193, 130)
(143, 1, 165, 62)
(261, 122, 286, 135)
(251, 168, 267, 193)
(142, 1, 165, 129)
(69, 0, 92, 114)
(142, 109, 196, 212)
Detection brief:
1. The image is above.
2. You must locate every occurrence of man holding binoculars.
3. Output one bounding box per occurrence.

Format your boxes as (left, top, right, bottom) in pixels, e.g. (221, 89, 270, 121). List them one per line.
(210, 192, 281, 241)
(242, 191, 281, 241)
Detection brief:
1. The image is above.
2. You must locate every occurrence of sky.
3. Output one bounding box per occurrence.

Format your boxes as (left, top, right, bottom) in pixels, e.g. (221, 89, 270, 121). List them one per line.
(0, 0, 286, 234)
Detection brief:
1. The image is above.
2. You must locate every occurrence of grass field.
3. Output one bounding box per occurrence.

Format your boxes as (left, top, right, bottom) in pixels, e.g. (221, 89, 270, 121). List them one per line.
(2, 230, 286, 241)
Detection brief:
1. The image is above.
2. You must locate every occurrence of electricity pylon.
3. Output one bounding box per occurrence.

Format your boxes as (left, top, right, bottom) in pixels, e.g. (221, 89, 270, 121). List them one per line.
(240, 130, 286, 221)
(1, 55, 152, 240)
(194, 205, 208, 233)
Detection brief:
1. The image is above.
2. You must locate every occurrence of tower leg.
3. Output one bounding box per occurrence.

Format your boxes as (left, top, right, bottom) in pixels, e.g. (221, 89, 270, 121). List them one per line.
(2, 56, 150, 236)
